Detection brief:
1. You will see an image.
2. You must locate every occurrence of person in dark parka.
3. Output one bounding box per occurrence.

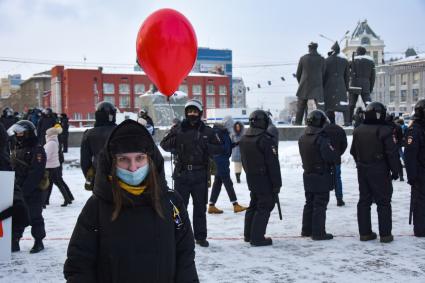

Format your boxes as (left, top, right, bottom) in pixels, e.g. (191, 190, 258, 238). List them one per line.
(36, 108, 57, 145)
(299, 110, 338, 240)
(8, 120, 47, 253)
(295, 42, 326, 125)
(266, 111, 279, 148)
(353, 106, 365, 128)
(348, 46, 376, 121)
(160, 99, 223, 248)
(231, 121, 245, 183)
(323, 42, 350, 125)
(80, 101, 117, 190)
(0, 107, 19, 131)
(239, 110, 282, 246)
(386, 113, 405, 182)
(208, 116, 247, 214)
(350, 102, 399, 243)
(404, 99, 425, 237)
(59, 113, 70, 153)
(323, 111, 348, 206)
(64, 119, 198, 283)
(0, 122, 10, 169)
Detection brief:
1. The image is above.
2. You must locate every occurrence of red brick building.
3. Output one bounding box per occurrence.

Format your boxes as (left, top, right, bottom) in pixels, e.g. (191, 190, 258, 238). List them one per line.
(47, 65, 230, 125)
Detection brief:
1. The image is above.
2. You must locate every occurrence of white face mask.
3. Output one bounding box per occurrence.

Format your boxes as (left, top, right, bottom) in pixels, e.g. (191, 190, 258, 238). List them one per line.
(116, 163, 149, 186)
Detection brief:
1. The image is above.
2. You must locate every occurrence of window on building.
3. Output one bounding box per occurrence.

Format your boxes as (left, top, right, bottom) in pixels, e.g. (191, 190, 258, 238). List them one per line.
(120, 96, 130, 108)
(400, 107, 407, 112)
(193, 95, 202, 102)
(413, 72, 420, 84)
(87, 113, 95, 120)
(400, 90, 407, 102)
(388, 107, 395, 112)
(413, 89, 419, 102)
(134, 95, 140, 109)
(219, 85, 227, 96)
(390, 91, 395, 103)
(220, 96, 227, 107)
(103, 83, 115, 94)
(207, 85, 215, 95)
(104, 95, 115, 105)
(361, 37, 370, 45)
(179, 84, 188, 94)
(373, 51, 378, 64)
(206, 96, 215, 108)
(73, 113, 82, 120)
(134, 84, 146, 95)
(192, 84, 202, 95)
(390, 75, 395, 86)
(401, 74, 408, 85)
(119, 83, 130, 95)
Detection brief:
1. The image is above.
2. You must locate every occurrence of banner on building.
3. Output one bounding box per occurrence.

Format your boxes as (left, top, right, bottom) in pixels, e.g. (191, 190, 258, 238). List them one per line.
(0, 171, 15, 261)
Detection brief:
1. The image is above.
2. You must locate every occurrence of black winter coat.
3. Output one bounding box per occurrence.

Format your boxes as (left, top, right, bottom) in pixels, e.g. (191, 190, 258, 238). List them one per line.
(323, 54, 349, 111)
(298, 127, 338, 193)
(80, 123, 116, 177)
(64, 130, 198, 283)
(323, 123, 348, 165)
(239, 128, 282, 194)
(37, 115, 57, 144)
(0, 122, 10, 170)
(296, 50, 326, 101)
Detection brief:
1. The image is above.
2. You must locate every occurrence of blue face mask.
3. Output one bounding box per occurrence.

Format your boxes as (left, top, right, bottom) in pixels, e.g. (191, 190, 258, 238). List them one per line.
(116, 163, 149, 186)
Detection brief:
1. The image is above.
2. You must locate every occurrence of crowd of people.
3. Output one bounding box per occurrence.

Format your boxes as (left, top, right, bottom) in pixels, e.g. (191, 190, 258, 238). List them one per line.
(1, 94, 425, 282)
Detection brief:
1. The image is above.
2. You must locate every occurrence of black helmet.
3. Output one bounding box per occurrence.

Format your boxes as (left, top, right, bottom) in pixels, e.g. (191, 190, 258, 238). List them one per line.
(7, 120, 37, 146)
(414, 99, 425, 120)
(306, 110, 329, 128)
(365, 102, 386, 122)
(356, 46, 367, 56)
(95, 101, 117, 123)
(2, 107, 14, 117)
(249, 110, 269, 129)
(43, 107, 53, 116)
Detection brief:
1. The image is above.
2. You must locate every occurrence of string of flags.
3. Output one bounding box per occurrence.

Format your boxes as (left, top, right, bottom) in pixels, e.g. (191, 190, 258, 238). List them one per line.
(245, 75, 298, 92)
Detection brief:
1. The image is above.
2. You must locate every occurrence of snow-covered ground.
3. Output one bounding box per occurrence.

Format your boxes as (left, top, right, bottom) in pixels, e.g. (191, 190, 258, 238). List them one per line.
(1, 139, 425, 282)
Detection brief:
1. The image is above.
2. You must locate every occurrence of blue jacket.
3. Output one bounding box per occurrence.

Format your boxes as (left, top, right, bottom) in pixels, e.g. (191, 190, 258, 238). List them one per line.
(212, 125, 232, 177)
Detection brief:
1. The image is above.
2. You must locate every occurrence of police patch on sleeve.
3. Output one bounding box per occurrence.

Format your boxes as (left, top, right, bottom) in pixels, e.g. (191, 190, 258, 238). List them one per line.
(407, 136, 413, 145)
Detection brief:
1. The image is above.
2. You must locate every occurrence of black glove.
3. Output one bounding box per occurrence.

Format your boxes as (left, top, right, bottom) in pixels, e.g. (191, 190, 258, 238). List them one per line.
(391, 173, 399, 181)
(273, 187, 281, 194)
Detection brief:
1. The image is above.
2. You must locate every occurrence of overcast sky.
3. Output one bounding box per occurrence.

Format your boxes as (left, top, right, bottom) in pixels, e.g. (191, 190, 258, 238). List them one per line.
(1, 0, 424, 110)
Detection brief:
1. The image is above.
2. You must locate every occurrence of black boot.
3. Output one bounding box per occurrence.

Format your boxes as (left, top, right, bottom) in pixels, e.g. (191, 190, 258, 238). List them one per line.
(337, 198, 345, 207)
(11, 238, 20, 252)
(235, 173, 241, 184)
(30, 239, 44, 254)
(360, 232, 377, 241)
(312, 233, 333, 241)
(380, 235, 394, 243)
(195, 239, 209, 247)
(251, 237, 273, 247)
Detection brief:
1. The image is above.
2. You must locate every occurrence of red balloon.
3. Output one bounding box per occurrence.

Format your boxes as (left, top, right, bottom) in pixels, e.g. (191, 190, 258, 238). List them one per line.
(136, 9, 198, 97)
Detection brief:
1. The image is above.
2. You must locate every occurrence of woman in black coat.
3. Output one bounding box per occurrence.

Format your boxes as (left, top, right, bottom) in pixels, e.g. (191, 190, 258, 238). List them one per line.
(64, 119, 198, 283)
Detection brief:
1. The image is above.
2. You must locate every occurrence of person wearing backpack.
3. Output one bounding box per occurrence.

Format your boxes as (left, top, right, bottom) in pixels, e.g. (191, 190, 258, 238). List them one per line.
(64, 120, 198, 282)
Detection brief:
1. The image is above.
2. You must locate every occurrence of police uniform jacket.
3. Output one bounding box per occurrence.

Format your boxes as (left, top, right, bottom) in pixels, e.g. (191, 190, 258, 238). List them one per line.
(404, 119, 425, 185)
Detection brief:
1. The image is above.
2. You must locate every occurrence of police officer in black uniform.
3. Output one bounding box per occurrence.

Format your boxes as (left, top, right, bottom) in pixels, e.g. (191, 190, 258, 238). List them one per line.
(404, 99, 425, 237)
(348, 46, 376, 121)
(299, 110, 338, 240)
(36, 108, 57, 145)
(239, 110, 281, 246)
(160, 99, 223, 247)
(350, 102, 399, 243)
(8, 120, 47, 253)
(80, 101, 117, 190)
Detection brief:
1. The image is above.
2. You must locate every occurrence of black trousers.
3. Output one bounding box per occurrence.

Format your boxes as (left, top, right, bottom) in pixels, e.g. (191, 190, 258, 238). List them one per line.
(44, 167, 74, 204)
(209, 175, 237, 204)
(357, 165, 393, 237)
(244, 192, 275, 243)
(174, 169, 208, 241)
(60, 134, 69, 153)
(14, 192, 45, 240)
(348, 92, 371, 121)
(302, 191, 330, 237)
(412, 177, 425, 236)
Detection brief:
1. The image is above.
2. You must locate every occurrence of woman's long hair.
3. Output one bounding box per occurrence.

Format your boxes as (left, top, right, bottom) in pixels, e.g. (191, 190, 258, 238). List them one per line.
(110, 156, 164, 221)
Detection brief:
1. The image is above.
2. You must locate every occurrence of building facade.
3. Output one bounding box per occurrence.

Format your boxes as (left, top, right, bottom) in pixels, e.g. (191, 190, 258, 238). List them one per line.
(48, 65, 230, 125)
(232, 77, 246, 108)
(342, 20, 385, 65)
(20, 72, 51, 109)
(374, 54, 425, 114)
